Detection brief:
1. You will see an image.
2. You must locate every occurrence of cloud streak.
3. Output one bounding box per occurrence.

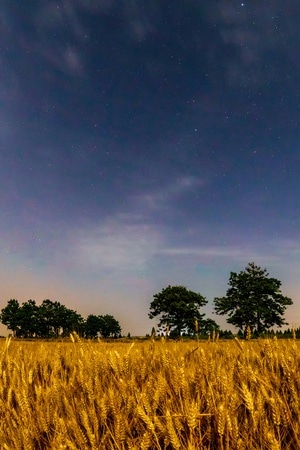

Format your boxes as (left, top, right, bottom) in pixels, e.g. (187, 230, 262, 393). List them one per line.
(73, 216, 163, 274)
(214, 0, 300, 86)
(133, 175, 205, 213)
(160, 237, 300, 258)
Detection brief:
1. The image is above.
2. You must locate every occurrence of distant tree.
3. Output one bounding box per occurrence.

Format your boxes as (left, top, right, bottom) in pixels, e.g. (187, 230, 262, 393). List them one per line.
(99, 315, 121, 338)
(39, 299, 67, 337)
(0, 298, 118, 339)
(85, 314, 102, 338)
(149, 285, 207, 337)
(60, 308, 84, 337)
(198, 318, 220, 336)
(18, 299, 40, 338)
(219, 329, 234, 339)
(0, 299, 21, 337)
(214, 262, 293, 335)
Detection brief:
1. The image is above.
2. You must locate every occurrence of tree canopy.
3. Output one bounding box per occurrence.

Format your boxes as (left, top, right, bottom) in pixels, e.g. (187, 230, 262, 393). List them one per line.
(0, 299, 121, 339)
(149, 285, 208, 336)
(99, 315, 122, 338)
(0, 299, 20, 336)
(214, 262, 293, 335)
(85, 314, 122, 338)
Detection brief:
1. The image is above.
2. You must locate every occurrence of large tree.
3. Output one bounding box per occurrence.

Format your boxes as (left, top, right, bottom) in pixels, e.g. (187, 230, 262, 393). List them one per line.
(214, 262, 293, 334)
(149, 285, 207, 336)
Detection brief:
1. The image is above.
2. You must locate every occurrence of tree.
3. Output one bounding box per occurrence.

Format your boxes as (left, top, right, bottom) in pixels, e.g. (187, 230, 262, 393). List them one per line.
(18, 299, 40, 338)
(214, 262, 293, 335)
(0, 299, 21, 337)
(39, 299, 67, 337)
(60, 308, 84, 337)
(85, 314, 103, 338)
(99, 315, 121, 338)
(0, 298, 116, 339)
(149, 285, 207, 337)
(199, 318, 220, 336)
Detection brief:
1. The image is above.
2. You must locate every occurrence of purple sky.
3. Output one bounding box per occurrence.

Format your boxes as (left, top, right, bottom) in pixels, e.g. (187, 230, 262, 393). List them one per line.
(0, 0, 299, 335)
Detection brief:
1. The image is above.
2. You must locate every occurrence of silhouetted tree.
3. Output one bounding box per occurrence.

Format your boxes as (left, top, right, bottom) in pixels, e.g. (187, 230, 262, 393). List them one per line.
(198, 318, 220, 336)
(60, 308, 84, 337)
(1, 299, 85, 338)
(0, 299, 21, 337)
(99, 315, 121, 338)
(149, 285, 207, 337)
(39, 299, 67, 337)
(18, 300, 40, 338)
(85, 314, 102, 338)
(214, 262, 293, 334)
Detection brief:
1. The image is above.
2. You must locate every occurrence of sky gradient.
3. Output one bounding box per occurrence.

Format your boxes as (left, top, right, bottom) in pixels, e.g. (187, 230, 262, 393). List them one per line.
(1, 0, 299, 335)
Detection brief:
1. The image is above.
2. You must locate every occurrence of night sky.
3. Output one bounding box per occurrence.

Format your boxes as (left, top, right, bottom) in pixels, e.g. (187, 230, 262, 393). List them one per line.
(1, 1, 299, 335)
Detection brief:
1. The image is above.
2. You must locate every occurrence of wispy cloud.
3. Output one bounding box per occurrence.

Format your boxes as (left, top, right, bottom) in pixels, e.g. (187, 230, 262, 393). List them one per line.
(212, 1, 299, 86)
(134, 175, 205, 212)
(159, 236, 300, 261)
(156, 237, 300, 287)
(158, 245, 261, 260)
(73, 215, 163, 273)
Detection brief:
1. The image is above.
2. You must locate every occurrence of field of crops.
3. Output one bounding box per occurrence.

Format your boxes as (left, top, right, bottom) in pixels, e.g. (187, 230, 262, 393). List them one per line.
(0, 336, 299, 449)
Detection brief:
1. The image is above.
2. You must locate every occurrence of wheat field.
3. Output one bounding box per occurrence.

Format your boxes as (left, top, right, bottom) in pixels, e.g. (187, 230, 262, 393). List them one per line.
(0, 336, 299, 449)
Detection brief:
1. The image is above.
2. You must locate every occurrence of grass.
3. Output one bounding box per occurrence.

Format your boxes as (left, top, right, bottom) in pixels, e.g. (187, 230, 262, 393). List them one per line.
(0, 336, 299, 449)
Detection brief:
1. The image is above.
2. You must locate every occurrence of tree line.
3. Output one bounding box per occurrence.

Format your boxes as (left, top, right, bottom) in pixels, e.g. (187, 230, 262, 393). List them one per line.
(0, 299, 121, 339)
(149, 262, 293, 338)
(0, 262, 294, 339)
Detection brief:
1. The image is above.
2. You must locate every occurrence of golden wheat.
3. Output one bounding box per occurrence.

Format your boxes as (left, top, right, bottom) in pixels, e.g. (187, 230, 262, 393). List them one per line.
(0, 337, 299, 448)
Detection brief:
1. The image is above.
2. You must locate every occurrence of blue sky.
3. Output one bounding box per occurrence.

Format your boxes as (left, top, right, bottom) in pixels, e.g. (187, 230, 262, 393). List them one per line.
(0, 0, 299, 335)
